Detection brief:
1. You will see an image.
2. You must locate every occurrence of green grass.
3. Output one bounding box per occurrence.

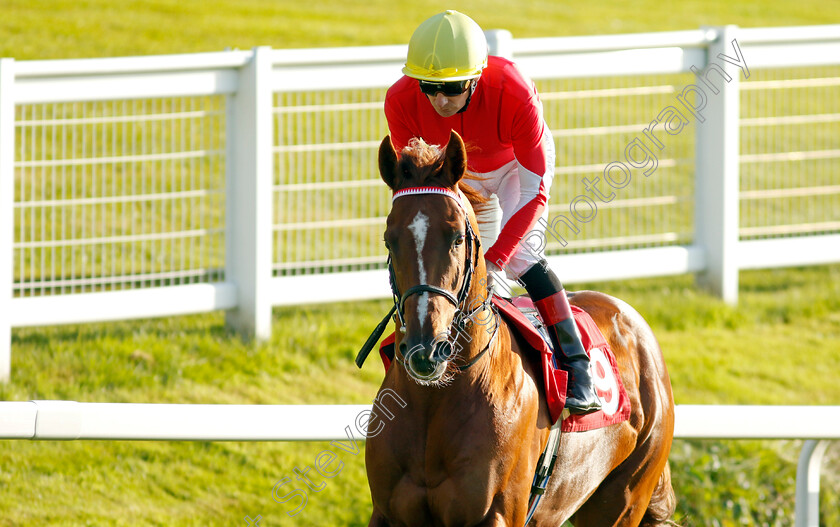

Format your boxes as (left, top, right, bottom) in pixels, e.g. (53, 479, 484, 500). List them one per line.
(2, 0, 838, 60)
(2, 265, 840, 526)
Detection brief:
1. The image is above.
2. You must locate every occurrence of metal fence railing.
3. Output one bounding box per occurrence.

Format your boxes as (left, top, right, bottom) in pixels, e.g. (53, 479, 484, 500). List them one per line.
(2, 25, 840, 380)
(272, 88, 389, 276)
(739, 66, 840, 240)
(538, 73, 697, 254)
(12, 97, 228, 296)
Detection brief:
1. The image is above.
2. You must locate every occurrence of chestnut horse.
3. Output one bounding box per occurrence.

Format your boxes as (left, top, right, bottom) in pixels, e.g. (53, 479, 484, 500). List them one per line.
(365, 131, 676, 527)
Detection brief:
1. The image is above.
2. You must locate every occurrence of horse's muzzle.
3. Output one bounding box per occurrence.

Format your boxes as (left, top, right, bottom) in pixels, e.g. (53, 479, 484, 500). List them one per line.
(400, 339, 450, 382)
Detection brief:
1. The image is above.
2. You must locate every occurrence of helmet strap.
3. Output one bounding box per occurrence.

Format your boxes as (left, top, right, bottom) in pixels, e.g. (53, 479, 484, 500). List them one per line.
(456, 78, 479, 114)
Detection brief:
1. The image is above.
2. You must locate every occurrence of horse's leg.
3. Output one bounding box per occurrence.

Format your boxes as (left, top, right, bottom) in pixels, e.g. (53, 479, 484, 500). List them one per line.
(570, 417, 674, 524)
(571, 454, 673, 527)
(564, 399, 673, 527)
(641, 461, 677, 526)
(569, 368, 675, 525)
(569, 292, 676, 527)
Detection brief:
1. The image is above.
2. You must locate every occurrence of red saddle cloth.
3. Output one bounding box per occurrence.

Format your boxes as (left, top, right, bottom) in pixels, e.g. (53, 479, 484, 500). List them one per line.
(495, 296, 631, 432)
(377, 295, 630, 432)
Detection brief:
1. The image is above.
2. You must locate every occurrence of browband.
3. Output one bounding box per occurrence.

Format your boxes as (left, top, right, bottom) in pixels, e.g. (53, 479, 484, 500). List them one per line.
(392, 186, 466, 211)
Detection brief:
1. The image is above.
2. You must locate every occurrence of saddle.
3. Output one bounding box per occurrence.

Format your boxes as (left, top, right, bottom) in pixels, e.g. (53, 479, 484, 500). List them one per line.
(377, 294, 631, 432)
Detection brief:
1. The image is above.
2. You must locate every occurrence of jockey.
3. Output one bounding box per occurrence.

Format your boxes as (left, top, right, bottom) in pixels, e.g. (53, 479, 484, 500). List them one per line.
(384, 10, 601, 415)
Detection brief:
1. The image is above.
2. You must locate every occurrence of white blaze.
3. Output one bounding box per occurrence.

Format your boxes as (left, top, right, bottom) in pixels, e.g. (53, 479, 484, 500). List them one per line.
(408, 211, 430, 329)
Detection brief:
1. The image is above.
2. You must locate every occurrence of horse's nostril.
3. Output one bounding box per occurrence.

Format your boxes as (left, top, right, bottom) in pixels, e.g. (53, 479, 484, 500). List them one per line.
(399, 342, 407, 355)
(433, 340, 453, 362)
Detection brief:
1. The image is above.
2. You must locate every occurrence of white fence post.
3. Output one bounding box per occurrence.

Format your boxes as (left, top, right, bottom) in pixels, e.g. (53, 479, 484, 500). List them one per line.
(0, 59, 14, 382)
(694, 26, 742, 304)
(485, 29, 514, 59)
(795, 439, 830, 527)
(225, 47, 273, 341)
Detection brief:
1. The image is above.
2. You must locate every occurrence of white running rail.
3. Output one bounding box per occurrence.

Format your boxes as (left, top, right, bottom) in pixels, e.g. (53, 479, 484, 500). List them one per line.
(0, 402, 837, 526)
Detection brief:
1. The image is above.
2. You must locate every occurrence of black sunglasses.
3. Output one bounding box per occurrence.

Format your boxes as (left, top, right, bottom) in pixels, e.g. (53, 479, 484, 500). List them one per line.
(418, 79, 471, 97)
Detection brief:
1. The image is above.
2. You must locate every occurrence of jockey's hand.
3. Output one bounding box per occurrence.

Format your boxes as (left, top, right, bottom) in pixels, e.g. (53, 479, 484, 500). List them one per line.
(486, 261, 502, 275)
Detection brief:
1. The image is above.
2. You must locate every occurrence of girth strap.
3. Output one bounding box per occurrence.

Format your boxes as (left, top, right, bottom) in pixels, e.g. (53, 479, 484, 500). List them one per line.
(523, 409, 569, 525)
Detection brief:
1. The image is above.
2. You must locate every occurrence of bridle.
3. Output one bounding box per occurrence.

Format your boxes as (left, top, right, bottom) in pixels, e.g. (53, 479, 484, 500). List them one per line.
(390, 188, 562, 526)
(388, 186, 496, 369)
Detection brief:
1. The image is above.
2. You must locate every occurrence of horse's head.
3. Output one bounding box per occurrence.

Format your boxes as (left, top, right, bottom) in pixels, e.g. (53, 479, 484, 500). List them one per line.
(379, 131, 483, 385)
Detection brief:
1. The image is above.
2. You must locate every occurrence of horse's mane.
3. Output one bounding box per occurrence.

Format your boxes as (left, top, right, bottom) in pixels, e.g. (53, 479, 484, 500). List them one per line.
(399, 138, 488, 206)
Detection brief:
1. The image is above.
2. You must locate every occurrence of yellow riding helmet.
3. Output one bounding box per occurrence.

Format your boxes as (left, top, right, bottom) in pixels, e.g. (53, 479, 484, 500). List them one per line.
(403, 10, 488, 82)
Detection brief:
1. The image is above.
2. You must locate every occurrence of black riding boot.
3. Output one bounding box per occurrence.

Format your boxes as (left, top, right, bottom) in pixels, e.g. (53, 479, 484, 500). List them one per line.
(520, 261, 602, 416)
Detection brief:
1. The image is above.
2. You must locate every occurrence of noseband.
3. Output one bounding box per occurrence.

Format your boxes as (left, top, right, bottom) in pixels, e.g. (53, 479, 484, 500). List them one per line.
(388, 187, 493, 366)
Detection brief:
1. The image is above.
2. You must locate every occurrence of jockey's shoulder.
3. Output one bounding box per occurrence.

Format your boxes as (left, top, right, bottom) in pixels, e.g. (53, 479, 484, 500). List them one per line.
(482, 56, 538, 100)
(385, 75, 419, 103)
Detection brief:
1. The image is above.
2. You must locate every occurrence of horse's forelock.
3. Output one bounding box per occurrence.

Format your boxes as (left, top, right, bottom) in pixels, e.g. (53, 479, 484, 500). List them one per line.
(398, 139, 487, 207)
(396, 139, 440, 184)
(401, 138, 442, 168)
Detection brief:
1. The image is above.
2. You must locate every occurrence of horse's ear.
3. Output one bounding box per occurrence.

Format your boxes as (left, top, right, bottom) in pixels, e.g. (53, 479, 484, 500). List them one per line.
(379, 135, 399, 190)
(442, 130, 467, 187)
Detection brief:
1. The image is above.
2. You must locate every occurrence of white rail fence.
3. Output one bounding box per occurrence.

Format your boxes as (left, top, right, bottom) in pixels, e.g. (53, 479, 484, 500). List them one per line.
(2, 25, 840, 382)
(0, 402, 838, 526)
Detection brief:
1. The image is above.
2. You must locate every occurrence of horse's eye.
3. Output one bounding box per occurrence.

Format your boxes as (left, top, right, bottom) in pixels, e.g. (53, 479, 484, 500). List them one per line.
(453, 234, 465, 247)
